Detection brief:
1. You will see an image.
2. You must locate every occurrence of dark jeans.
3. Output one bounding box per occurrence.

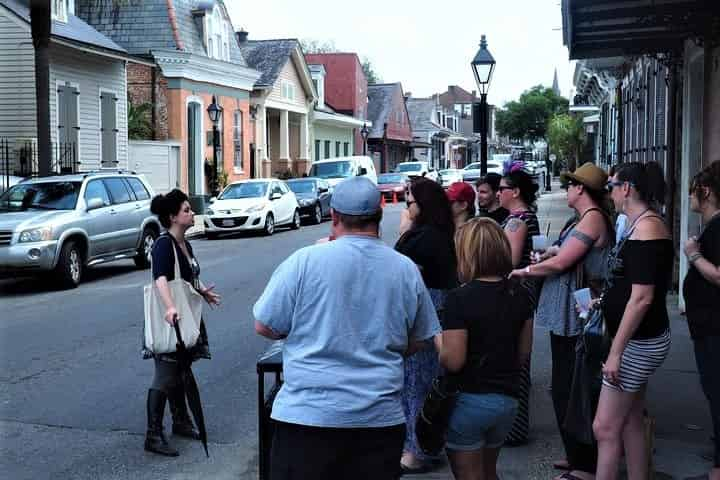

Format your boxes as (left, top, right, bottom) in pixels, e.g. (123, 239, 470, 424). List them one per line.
(270, 421, 406, 480)
(550, 333, 598, 473)
(694, 336, 720, 468)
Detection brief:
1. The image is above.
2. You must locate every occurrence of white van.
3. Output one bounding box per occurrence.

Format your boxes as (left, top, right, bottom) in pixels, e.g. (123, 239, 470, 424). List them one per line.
(308, 156, 378, 187)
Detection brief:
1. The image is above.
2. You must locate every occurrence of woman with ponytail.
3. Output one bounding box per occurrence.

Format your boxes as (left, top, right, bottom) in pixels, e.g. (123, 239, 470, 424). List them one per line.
(594, 162, 672, 480)
(143, 189, 221, 456)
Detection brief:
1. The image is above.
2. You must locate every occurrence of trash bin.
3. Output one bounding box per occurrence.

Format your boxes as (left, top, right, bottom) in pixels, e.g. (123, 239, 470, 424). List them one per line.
(257, 341, 283, 480)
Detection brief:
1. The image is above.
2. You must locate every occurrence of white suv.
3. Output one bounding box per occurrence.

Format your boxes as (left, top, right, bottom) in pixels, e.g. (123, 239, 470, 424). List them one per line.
(396, 161, 440, 183)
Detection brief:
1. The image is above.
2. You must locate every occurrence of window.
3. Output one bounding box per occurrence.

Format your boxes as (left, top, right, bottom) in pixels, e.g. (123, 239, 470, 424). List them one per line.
(436, 111, 441, 124)
(103, 178, 132, 204)
(126, 178, 150, 200)
(282, 82, 296, 101)
(205, 6, 230, 61)
(279, 182, 290, 194)
(84, 180, 111, 206)
(315, 140, 321, 161)
(343, 142, 349, 156)
(324, 141, 331, 159)
(233, 110, 243, 172)
(335, 141, 340, 157)
(52, 0, 73, 22)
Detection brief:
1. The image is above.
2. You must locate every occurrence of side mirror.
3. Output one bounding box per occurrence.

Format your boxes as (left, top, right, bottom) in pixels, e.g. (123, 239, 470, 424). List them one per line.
(209, 196, 217, 203)
(86, 198, 105, 211)
(358, 167, 368, 176)
(422, 172, 427, 177)
(271, 192, 282, 200)
(318, 187, 328, 193)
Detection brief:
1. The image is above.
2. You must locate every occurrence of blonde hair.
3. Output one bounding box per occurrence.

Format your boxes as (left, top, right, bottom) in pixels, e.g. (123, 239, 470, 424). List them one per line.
(455, 217, 513, 283)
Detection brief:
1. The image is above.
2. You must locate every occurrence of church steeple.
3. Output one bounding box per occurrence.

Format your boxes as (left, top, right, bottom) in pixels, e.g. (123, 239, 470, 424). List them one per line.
(552, 68, 560, 96)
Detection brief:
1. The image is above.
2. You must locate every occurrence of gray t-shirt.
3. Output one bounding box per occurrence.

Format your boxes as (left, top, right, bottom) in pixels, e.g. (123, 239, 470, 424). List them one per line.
(253, 235, 441, 428)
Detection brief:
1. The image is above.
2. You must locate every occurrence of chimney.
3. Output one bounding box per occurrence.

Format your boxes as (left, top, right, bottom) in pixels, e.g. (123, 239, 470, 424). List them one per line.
(236, 29, 248, 43)
(472, 90, 477, 99)
(404, 92, 412, 101)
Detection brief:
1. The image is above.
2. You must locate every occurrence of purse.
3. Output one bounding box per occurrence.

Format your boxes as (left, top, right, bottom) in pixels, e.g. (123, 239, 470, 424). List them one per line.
(143, 240, 204, 354)
(415, 375, 459, 456)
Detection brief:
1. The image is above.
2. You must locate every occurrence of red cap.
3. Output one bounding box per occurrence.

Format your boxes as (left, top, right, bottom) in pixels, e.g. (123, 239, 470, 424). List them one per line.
(446, 182, 476, 204)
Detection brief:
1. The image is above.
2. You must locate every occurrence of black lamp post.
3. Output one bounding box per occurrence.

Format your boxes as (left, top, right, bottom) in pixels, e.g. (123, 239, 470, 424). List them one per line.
(471, 35, 496, 176)
(206, 96, 222, 195)
(360, 123, 369, 156)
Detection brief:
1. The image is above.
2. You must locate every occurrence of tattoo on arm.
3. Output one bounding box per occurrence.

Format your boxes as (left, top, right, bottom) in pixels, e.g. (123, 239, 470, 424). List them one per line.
(571, 230, 595, 246)
(506, 218, 523, 233)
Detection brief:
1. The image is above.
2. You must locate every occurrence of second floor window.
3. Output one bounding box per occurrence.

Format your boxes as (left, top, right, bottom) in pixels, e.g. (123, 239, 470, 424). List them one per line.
(206, 7, 230, 62)
(282, 82, 296, 102)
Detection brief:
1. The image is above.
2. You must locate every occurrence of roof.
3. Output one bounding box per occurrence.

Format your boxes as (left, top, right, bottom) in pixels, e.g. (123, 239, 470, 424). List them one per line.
(74, 0, 247, 66)
(366, 83, 403, 138)
(237, 39, 297, 86)
(438, 85, 476, 106)
(406, 98, 439, 132)
(1, 0, 126, 53)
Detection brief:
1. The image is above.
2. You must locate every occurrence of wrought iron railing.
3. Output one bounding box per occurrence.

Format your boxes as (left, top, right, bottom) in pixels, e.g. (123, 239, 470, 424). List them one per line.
(0, 138, 79, 183)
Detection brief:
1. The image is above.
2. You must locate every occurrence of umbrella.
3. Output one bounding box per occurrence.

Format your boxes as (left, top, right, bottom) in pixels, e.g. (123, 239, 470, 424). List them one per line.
(173, 321, 209, 457)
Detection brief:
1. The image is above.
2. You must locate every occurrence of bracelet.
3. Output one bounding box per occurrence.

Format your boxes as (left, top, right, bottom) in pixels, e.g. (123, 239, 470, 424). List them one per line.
(689, 253, 703, 264)
(525, 266, 531, 274)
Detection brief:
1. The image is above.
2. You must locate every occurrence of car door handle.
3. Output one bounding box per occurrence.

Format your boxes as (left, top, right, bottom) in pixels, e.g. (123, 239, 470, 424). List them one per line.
(134, 204, 142, 210)
(109, 209, 118, 215)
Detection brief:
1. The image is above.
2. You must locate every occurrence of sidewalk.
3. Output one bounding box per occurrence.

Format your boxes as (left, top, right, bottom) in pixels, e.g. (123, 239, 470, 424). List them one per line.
(413, 183, 714, 479)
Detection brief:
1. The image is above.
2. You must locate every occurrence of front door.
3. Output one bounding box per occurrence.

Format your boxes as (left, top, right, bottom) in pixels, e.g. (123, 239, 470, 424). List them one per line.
(187, 103, 202, 196)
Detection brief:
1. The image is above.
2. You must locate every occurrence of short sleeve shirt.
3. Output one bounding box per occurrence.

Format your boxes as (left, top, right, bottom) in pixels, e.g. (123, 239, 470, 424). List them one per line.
(253, 235, 441, 428)
(151, 234, 198, 284)
(683, 216, 720, 339)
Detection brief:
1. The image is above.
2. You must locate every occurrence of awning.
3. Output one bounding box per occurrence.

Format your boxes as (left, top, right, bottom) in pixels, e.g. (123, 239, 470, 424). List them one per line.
(562, 0, 720, 59)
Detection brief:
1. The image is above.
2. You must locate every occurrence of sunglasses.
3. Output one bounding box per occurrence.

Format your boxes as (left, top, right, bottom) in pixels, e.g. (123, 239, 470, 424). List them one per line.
(606, 180, 630, 192)
(406, 200, 416, 208)
(497, 185, 514, 192)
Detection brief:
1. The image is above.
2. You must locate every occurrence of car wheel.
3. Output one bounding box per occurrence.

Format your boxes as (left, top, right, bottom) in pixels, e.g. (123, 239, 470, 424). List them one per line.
(55, 240, 83, 289)
(134, 227, 157, 269)
(264, 213, 275, 236)
(312, 203, 322, 225)
(206, 232, 219, 240)
(291, 209, 301, 230)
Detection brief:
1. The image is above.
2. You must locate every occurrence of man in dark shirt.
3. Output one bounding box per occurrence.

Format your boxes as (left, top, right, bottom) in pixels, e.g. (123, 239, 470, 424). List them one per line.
(476, 173, 509, 225)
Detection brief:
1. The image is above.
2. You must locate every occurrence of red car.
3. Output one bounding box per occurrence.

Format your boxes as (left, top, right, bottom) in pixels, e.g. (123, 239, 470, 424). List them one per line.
(377, 173, 409, 202)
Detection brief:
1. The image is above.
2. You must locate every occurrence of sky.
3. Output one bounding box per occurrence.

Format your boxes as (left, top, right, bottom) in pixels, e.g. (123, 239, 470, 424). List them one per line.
(225, 0, 575, 107)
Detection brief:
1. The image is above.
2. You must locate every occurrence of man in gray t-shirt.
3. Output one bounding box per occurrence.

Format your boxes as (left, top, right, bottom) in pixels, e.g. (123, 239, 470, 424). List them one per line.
(254, 176, 440, 480)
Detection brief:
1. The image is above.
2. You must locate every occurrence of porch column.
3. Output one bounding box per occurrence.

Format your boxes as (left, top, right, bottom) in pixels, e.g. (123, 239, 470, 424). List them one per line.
(278, 109, 291, 173)
(257, 104, 271, 178)
(296, 113, 310, 175)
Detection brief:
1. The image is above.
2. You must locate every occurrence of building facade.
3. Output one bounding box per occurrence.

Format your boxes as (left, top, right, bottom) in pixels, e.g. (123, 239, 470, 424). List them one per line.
(366, 83, 413, 173)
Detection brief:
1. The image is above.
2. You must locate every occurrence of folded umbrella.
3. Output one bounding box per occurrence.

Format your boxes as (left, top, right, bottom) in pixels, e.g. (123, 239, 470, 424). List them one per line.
(173, 321, 209, 457)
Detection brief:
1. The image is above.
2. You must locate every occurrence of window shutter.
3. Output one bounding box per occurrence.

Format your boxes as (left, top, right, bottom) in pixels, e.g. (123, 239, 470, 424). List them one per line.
(57, 85, 67, 142)
(101, 93, 117, 167)
(67, 86, 79, 149)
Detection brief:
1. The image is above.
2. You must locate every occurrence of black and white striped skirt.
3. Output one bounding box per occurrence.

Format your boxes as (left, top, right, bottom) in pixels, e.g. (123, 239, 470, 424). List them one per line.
(603, 329, 671, 393)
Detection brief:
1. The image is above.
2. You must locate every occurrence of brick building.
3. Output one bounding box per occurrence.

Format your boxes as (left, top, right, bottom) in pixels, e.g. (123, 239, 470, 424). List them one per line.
(366, 83, 413, 173)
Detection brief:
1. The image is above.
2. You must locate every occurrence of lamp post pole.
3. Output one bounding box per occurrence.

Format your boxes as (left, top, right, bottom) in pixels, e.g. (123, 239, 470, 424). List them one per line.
(207, 96, 222, 196)
(480, 93, 488, 176)
(361, 123, 369, 156)
(471, 34, 496, 178)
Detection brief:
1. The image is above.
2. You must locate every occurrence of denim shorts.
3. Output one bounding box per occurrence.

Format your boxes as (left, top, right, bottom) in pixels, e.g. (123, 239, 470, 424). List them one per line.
(446, 392, 519, 450)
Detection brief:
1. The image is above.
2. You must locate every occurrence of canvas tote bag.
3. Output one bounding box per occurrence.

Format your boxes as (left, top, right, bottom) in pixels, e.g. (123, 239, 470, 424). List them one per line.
(144, 240, 203, 354)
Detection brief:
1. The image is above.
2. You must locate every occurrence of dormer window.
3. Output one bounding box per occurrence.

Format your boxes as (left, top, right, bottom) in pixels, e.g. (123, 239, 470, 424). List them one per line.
(52, 0, 74, 23)
(205, 6, 230, 62)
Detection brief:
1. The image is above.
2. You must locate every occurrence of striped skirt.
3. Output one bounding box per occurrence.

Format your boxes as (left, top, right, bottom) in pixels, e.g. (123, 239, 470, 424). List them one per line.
(505, 357, 531, 445)
(603, 329, 671, 393)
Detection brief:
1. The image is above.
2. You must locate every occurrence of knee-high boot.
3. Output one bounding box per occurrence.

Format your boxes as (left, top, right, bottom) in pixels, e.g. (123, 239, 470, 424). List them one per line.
(144, 389, 179, 456)
(168, 384, 201, 440)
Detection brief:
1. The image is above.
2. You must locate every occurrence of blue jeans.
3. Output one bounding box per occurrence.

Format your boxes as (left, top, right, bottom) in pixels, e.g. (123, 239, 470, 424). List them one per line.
(446, 393, 518, 450)
(694, 336, 720, 468)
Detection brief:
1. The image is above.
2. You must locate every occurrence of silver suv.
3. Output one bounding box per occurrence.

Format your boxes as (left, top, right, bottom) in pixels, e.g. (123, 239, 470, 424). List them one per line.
(0, 172, 161, 288)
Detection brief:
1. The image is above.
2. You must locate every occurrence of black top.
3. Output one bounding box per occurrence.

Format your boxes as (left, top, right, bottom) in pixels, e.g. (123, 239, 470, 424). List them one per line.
(603, 239, 674, 339)
(478, 207, 509, 225)
(502, 210, 540, 269)
(151, 233, 199, 285)
(395, 224, 457, 289)
(441, 280, 533, 398)
(683, 215, 720, 339)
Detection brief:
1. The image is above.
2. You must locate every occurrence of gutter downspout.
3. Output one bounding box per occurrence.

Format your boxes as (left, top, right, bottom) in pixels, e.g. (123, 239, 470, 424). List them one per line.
(666, 59, 679, 262)
(165, 0, 185, 51)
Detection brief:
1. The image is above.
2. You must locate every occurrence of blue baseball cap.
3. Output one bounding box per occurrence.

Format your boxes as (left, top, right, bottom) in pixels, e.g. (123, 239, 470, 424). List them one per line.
(330, 176, 382, 215)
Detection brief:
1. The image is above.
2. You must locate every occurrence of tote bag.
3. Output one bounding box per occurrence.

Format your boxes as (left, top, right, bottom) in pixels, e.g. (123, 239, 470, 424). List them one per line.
(144, 241, 203, 354)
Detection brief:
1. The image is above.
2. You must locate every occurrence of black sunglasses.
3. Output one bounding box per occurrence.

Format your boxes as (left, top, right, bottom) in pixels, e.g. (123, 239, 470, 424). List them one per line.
(606, 180, 628, 192)
(497, 185, 514, 192)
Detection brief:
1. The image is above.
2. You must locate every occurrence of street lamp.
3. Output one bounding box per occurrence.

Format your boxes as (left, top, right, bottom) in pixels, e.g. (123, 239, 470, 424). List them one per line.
(360, 123, 369, 156)
(471, 34, 496, 176)
(206, 96, 222, 195)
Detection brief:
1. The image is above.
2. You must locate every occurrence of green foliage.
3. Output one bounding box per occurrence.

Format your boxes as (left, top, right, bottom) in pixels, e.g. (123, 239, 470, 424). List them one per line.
(495, 85, 569, 142)
(547, 113, 586, 171)
(361, 57, 382, 85)
(127, 99, 152, 140)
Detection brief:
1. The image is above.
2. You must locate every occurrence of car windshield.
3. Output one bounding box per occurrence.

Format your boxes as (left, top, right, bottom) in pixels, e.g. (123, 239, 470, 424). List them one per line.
(378, 174, 406, 184)
(219, 182, 268, 199)
(0, 181, 81, 212)
(397, 163, 422, 172)
(464, 164, 480, 170)
(288, 181, 315, 194)
(439, 170, 459, 176)
(309, 161, 352, 179)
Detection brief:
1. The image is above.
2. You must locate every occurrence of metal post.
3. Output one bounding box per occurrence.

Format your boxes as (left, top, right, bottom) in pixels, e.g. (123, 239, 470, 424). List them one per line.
(212, 124, 219, 195)
(545, 144, 552, 191)
(363, 138, 367, 156)
(480, 93, 488, 176)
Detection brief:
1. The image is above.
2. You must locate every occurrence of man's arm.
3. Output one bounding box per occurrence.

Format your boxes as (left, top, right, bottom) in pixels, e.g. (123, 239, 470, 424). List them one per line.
(253, 254, 299, 339)
(255, 321, 287, 340)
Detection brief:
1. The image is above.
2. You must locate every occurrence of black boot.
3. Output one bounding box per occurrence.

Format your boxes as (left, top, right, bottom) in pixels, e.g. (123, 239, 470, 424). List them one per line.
(168, 385, 201, 440)
(144, 389, 179, 456)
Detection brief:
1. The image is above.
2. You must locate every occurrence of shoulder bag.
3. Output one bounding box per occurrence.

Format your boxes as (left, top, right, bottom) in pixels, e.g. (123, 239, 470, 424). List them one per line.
(144, 240, 204, 354)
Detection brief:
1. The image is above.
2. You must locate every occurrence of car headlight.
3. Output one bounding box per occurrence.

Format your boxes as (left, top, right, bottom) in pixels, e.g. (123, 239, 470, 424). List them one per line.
(300, 198, 314, 206)
(246, 204, 265, 213)
(205, 208, 214, 216)
(19, 226, 53, 243)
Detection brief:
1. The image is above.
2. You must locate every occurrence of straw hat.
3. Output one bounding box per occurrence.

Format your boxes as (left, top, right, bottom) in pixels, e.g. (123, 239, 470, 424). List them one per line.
(560, 162, 608, 192)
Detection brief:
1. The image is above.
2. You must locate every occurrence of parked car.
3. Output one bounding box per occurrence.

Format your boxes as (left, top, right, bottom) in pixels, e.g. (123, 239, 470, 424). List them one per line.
(287, 177, 331, 224)
(439, 169, 464, 188)
(395, 161, 440, 183)
(461, 161, 504, 183)
(308, 156, 378, 188)
(377, 173, 409, 201)
(204, 179, 300, 238)
(0, 175, 24, 195)
(0, 172, 161, 288)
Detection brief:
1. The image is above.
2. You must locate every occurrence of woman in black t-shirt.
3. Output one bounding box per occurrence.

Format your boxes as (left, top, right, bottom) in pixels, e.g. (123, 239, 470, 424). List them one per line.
(595, 162, 672, 480)
(683, 161, 720, 479)
(435, 218, 533, 480)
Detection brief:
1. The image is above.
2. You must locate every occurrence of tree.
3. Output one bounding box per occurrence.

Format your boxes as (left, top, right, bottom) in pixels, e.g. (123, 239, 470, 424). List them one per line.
(495, 85, 569, 142)
(127, 99, 152, 140)
(300, 38, 382, 84)
(547, 113, 586, 171)
(360, 57, 382, 85)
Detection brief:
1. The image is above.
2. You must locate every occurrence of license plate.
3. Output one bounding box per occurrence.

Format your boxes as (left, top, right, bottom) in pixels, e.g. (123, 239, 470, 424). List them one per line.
(222, 219, 234, 227)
